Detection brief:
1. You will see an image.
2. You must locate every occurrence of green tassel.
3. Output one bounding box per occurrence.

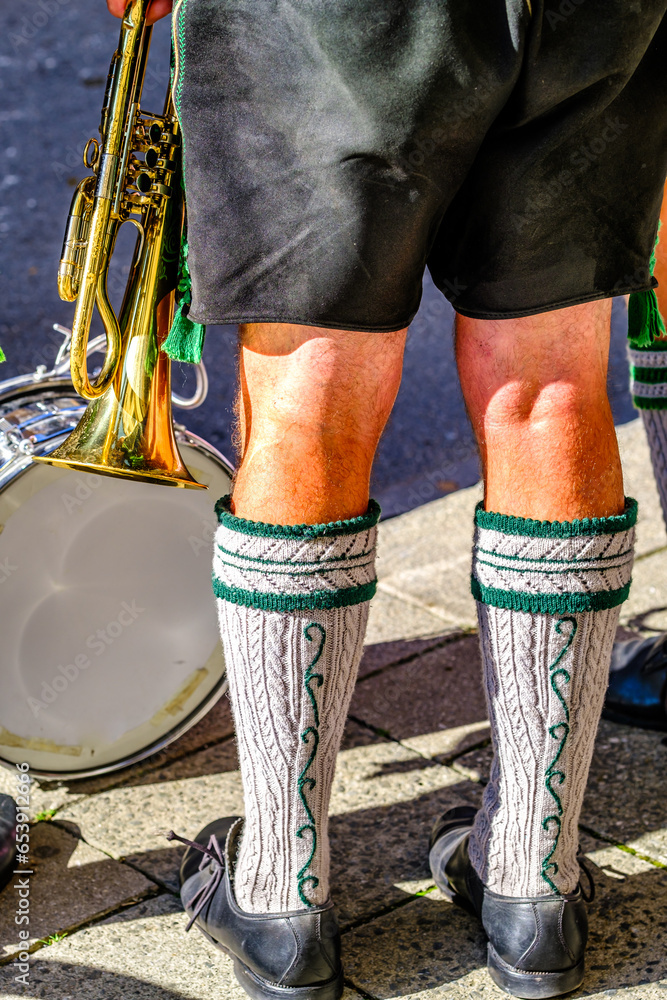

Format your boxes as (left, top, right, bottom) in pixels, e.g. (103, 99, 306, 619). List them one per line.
(628, 287, 666, 348)
(0, 345, 5, 364)
(161, 237, 207, 364)
(163, 304, 206, 364)
(628, 222, 665, 348)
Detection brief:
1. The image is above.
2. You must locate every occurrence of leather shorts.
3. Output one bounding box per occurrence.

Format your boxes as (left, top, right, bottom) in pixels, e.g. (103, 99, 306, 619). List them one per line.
(172, 0, 667, 330)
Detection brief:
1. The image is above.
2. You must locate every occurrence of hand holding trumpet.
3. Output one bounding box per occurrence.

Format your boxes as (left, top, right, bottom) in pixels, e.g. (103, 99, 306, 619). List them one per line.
(107, 0, 173, 24)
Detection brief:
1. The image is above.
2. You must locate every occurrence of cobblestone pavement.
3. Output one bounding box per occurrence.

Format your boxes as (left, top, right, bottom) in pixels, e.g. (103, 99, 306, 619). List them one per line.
(1, 416, 667, 999)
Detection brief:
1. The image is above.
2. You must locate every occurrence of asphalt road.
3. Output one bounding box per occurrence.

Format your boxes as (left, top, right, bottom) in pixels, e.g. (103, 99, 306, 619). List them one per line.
(0, 0, 635, 517)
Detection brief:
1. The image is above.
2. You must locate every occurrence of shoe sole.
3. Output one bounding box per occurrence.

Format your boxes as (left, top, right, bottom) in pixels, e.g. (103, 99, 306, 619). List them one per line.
(488, 944, 584, 999)
(193, 921, 344, 1000)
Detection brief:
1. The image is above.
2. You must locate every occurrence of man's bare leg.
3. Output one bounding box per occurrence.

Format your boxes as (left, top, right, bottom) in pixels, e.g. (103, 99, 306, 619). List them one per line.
(210, 323, 406, 917)
(451, 300, 635, 904)
(232, 323, 406, 524)
(457, 299, 624, 520)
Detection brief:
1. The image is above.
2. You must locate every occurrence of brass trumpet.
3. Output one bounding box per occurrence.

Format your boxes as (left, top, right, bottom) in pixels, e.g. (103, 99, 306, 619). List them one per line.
(33, 0, 205, 489)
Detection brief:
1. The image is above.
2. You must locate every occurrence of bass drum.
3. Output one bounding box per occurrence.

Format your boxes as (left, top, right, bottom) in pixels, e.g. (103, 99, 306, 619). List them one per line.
(0, 359, 232, 779)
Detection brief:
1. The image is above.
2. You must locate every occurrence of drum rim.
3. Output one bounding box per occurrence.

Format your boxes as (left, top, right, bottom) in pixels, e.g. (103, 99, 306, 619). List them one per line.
(0, 378, 235, 781)
(0, 672, 229, 781)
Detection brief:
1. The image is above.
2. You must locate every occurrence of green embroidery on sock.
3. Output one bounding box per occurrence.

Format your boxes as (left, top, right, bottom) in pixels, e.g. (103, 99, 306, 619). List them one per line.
(303, 623, 325, 728)
(541, 616, 577, 894)
(296, 624, 325, 907)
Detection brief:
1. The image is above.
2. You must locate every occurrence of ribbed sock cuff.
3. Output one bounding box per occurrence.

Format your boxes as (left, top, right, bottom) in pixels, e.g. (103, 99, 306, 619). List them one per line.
(212, 496, 380, 611)
(471, 499, 637, 614)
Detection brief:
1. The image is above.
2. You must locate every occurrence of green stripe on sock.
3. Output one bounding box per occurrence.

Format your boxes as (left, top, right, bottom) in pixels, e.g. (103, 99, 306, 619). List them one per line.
(212, 576, 377, 610)
(631, 366, 667, 384)
(633, 396, 667, 410)
(474, 498, 637, 538)
(471, 577, 631, 614)
(214, 496, 381, 538)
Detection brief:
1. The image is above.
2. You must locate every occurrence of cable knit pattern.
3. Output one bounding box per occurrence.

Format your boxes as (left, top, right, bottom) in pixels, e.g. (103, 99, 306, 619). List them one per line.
(642, 409, 667, 526)
(469, 517, 634, 897)
(214, 507, 375, 913)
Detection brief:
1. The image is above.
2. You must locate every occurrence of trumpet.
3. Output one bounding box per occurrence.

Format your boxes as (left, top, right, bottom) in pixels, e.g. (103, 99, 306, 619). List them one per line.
(33, 0, 205, 489)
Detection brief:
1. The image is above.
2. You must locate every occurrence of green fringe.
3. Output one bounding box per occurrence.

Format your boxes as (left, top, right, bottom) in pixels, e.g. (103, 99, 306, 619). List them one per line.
(628, 223, 665, 348)
(0, 345, 5, 364)
(161, 238, 207, 364)
(162, 305, 206, 364)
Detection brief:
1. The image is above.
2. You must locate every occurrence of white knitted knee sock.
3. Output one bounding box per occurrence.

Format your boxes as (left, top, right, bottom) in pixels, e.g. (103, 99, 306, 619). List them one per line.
(629, 344, 667, 527)
(212, 497, 379, 914)
(468, 500, 636, 897)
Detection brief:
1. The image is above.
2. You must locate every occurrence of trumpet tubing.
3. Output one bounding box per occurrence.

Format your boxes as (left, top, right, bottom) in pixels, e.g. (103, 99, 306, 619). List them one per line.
(33, 0, 206, 489)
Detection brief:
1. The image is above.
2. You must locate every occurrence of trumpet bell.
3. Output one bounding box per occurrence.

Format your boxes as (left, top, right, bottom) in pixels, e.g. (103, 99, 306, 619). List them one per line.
(33, 323, 206, 490)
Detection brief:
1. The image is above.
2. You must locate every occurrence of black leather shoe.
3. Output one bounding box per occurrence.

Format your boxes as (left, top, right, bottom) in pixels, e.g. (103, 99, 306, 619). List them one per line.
(0, 794, 17, 894)
(429, 806, 590, 999)
(603, 633, 667, 730)
(171, 817, 343, 1000)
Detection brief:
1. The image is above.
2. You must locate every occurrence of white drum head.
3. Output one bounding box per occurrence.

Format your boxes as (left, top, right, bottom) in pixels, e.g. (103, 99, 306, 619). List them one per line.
(0, 442, 232, 777)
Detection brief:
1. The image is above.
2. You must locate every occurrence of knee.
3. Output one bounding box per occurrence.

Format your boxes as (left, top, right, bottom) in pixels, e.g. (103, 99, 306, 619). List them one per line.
(483, 379, 601, 435)
(239, 323, 406, 450)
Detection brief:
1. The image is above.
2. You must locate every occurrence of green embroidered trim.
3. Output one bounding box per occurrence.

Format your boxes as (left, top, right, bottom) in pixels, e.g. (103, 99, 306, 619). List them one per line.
(541, 617, 577, 894)
(474, 498, 637, 537)
(212, 576, 377, 610)
(470, 578, 631, 614)
(214, 495, 382, 537)
(631, 366, 667, 384)
(296, 623, 325, 907)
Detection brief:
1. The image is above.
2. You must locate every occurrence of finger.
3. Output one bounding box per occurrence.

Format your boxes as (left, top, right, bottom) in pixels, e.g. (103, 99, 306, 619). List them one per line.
(147, 0, 173, 23)
(106, 0, 128, 17)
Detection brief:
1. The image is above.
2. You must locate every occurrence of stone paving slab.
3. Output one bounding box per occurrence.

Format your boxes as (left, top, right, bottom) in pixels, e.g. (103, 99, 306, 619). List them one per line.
(343, 861, 667, 999)
(351, 634, 489, 758)
(358, 634, 466, 682)
(0, 821, 154, 959)
(366, 589, 451, 646)
(0, 895, 370, 1000)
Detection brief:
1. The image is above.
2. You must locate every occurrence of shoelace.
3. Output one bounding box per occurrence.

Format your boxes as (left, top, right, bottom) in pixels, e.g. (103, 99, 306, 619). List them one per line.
(577, 854, 596, 904)
(165, 830, 225, 932)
